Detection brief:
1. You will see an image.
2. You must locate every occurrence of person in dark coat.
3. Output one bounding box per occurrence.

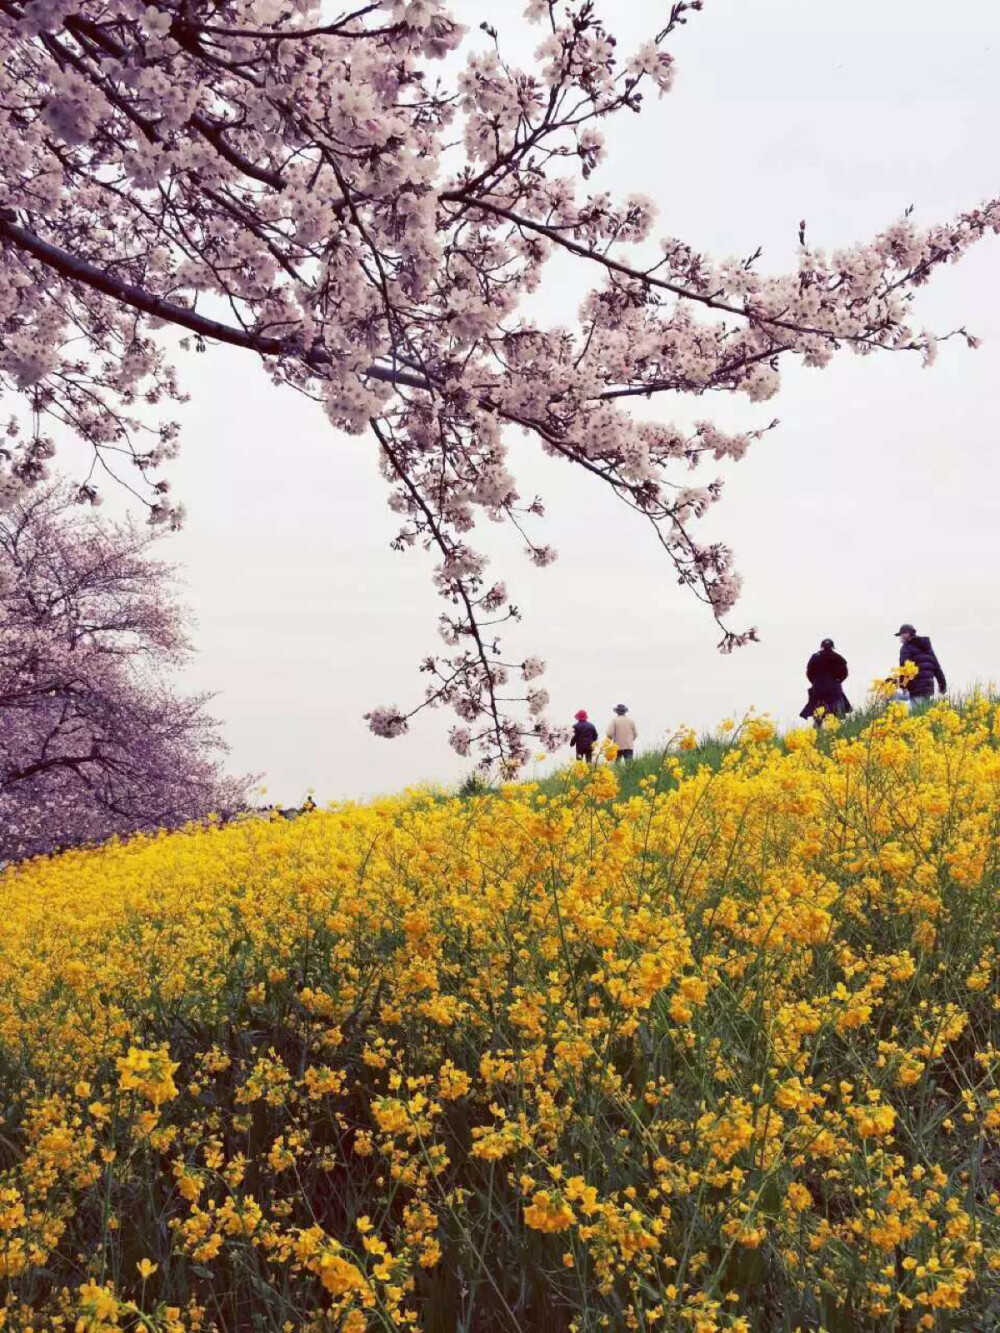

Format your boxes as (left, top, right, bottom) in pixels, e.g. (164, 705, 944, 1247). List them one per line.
(571, 710, 599, 762)
(896, 624, 947, 701)
(800, 638, 851, 724)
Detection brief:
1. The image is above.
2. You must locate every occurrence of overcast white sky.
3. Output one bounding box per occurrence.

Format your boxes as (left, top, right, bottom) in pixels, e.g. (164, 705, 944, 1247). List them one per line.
(140, 0, 1000, 802)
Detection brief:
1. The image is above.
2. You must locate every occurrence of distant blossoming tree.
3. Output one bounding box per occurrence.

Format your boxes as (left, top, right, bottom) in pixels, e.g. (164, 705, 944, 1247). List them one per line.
(0, 0, 996, 766)
(0, 486, 247, 860)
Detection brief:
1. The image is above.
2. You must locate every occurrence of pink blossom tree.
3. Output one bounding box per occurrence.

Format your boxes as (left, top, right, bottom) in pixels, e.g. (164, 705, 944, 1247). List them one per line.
(0, 485, 247, 861)
(0, 0, 996, 767)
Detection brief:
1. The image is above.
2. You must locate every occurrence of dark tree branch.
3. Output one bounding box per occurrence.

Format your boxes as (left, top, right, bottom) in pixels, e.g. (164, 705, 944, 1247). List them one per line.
(0, 216, 431, 390)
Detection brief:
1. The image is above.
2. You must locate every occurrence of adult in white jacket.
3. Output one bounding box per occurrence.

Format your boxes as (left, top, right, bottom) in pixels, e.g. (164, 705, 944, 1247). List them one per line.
(606, 704, 637, 761)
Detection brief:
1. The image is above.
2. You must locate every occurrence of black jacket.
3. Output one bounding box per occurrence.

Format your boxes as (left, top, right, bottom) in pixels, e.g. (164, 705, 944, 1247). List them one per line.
(900, 635, 946, 698)
(571, 720, 598, 753)
(800, 647, 851, 719)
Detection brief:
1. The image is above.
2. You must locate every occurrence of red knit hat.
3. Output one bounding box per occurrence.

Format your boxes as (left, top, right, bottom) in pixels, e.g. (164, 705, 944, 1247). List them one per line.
(575, 709, 588, 720)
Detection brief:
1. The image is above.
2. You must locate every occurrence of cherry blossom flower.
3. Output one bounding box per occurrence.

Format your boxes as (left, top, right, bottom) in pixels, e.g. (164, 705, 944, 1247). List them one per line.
(365, 706, 410, 739)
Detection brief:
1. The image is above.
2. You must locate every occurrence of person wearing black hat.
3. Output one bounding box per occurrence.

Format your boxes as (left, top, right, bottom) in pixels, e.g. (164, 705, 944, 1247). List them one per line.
(800, 638, 851, 725)
(606, 704, 637, 761)
(896, 623, 947, 702)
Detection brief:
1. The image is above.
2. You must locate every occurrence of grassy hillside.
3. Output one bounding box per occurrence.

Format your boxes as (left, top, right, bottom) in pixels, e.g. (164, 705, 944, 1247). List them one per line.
(1, 698, 999, 1331)
(485, 700, 887, 804)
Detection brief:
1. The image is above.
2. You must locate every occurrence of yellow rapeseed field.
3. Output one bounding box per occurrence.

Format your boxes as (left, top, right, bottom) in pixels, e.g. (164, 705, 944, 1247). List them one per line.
(2, 701, 1000, 1332)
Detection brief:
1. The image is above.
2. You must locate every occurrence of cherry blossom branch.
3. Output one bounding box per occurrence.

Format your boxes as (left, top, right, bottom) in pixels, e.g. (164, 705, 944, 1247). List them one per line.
(441, 193, 994, 353)
(0, 216, 431, 390)
(370, 417, 511, 760)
